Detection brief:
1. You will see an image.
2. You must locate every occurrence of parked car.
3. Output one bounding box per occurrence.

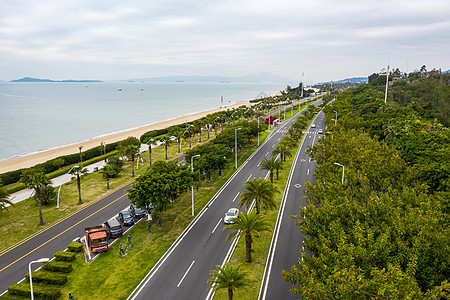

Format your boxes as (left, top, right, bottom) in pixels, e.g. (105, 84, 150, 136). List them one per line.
(118, 211, 134, 226)
(130, 204, 146, 219)
(104, 218, 123, 239)
(224, 208, 240, 224)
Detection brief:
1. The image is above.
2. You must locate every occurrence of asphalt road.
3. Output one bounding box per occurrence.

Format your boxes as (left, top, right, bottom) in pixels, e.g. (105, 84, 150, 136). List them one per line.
(128, 98, 322, 300)
(0, 95, 321, 296)
(259, 109, 326, 300)
(0, 183, 133, 294)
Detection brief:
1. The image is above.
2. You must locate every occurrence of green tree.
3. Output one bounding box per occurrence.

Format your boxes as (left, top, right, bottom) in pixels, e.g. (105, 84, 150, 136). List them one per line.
(122, 144, 140, 176)
(259, 156, 278, 184)
(100, 165, 118, 189)
(158, 135, 171, 160)
(207, 262, 247, 300)
(38, 185, 56, 205)
(0, 185, 13, 213)
(128, 161, 191, 211)
(143, 138, 158, 166)
(52, 158, 65, 170)
(21, 170, 50, 225)
(272, 143, 292, 162)
(239, 178, 279, 214)
(69, 165, 88, 205)
(224, 209, 272, 262)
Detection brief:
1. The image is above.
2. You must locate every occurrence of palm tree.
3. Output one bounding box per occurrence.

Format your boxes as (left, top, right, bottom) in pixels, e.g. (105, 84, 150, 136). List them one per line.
(100, 165, 117, 189)
(193, 120, 204, 143)
(224, 209, 272, 262)
(239, 178, 279, 214)
(69, 165, 88, 204)
(123, 144, 140, 176)
(207, 262, 247, 300)
(20, 171, 50, 225)
(0, 186, 14, 213)
(259, 156, 278, 185)
(158, 135, 171, 160)
(272, 144, 292, 162)
(144, 138, 157, 166)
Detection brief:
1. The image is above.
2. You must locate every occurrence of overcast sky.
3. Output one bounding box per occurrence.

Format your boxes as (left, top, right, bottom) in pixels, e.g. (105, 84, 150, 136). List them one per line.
(1, 0, 449, 83)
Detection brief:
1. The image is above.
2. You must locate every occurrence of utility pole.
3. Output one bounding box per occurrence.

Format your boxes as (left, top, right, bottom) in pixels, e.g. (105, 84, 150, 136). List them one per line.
(384, 64, 389, 104)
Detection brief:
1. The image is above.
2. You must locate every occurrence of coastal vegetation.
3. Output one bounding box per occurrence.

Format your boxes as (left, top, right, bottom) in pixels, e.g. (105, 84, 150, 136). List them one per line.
(283, 69, 449, 299)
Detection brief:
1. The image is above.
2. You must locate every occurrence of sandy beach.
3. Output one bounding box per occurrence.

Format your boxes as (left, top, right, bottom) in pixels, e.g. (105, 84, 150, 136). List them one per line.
(0, 101, 250, 174)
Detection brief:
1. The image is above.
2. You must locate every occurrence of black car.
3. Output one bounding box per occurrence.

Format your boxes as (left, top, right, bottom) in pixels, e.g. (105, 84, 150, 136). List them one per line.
(118, 211, 134, 226)
(104, 219, 122, 239)
(130, 204, 146, 219)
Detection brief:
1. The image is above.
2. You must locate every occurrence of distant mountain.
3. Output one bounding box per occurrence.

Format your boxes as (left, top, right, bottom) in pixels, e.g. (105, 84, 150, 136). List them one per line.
(11, 77, 102, 83)
(443, 69, 450, 74)
(335, 77, 368, 83)
(126, 72, 293, 83)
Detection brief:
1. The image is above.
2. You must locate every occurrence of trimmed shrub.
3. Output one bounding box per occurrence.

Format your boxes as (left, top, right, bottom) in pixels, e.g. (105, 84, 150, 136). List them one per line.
(25, 270, 67, 285)
(67, 242, 83, 252)
(42, 261, 72, 273)
(54, 251, 76, 261)
(8, 283, 61, 300)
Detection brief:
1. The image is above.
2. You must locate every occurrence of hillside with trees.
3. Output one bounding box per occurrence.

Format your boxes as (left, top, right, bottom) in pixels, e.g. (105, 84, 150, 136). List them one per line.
(283, 68, 449, 299)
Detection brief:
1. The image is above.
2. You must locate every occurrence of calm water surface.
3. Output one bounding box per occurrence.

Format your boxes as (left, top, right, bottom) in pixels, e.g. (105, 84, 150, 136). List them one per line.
(0, 82, 285, 161)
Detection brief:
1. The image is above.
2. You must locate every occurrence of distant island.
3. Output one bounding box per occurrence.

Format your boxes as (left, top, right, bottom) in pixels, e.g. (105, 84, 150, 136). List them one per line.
(11, 77, 102, 83)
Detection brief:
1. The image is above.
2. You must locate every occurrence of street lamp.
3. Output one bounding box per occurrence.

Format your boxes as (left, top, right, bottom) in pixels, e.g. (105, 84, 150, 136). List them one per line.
(191, 154, 200, 216)
(333, 110, 337, 126)
(334, 162, 345, 184)
(235, 128, 241, 169)
(257, 117, 263, 146)
(57, 165, 79, 208)
(29, 258, 50, 300)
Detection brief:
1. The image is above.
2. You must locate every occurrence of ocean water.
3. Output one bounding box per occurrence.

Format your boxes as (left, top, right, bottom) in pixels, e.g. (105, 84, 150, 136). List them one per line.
(0, 82, 285, 161)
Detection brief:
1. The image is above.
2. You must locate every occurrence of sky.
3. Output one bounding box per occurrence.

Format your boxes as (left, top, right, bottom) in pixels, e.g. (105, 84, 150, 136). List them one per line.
(1, 0, 449, 84)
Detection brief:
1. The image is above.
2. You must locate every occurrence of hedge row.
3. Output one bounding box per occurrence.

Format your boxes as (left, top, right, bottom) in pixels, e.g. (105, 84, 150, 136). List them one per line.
(42, 261, 72, 273)
(67, 242, 83, 252)
(140, 128, 169, 143)
(0, 142, 120, 187)
(54, 251, 76, 262)
(8, 283, 61, 300)
(25, 270, 68, 285)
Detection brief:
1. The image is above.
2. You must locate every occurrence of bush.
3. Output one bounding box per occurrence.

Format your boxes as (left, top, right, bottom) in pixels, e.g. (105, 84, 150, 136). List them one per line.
(140, 128, 169, 143)
(67, 242, 83, 252)
(25, 270, 67, 285)
(8, 283, 61, 300)
(42, 261, 72, 273)
(54, 251, 76, 261)
(36, 186, 56, 206)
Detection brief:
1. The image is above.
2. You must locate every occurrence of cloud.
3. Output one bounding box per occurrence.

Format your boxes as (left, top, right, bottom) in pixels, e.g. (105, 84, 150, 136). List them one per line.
(0, 0, 449, 82)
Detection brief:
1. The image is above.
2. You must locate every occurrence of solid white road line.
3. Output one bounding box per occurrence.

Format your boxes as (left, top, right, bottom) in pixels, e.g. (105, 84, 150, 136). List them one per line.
(177, 260, 195, 288)
(212, 219, 222, 234)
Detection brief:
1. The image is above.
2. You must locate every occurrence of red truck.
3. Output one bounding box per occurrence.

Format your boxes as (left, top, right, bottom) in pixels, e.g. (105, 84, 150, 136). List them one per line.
(85, 226, 108, 253)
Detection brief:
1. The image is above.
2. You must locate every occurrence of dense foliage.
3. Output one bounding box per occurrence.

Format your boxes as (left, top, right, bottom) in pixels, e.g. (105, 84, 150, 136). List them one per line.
(283, 71, 449, 299)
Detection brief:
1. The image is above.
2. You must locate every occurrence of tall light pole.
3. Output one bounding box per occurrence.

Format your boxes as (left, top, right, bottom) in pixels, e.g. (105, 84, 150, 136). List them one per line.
(334, 162, 345, 184)
(29, 258, 50, 300)
(235, 128, 241, 169)
(191, 154, 200, 216)
(257, 117, 263, 146)
(333, 110, 338, 126)
(384, 64, 389, 104)
(57, 165, 78, 208)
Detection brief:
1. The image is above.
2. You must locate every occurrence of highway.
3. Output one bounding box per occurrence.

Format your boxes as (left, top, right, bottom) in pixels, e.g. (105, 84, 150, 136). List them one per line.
(0, 184, 133, 293)
(0, 96, 321, 297)
(128, 98, 322, 300)
(259, 109, 326, 299)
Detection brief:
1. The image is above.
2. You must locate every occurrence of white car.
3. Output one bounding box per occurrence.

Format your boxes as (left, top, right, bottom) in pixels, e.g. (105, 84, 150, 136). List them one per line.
(224, 208, 240, 224)
(318, 129, 323, 134)
(311, 124, 316, 128)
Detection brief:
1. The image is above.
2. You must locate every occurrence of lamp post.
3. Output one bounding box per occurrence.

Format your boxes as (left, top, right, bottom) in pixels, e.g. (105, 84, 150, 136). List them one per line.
(235, 128, 241, 169)
(333, 110, 337, 126)
(57, 165, 78, 208)
(29, 258, 50, 300)
(257, 117, 263, 146)
(191, 154, 200, 216)
(334, 162, 345, 184)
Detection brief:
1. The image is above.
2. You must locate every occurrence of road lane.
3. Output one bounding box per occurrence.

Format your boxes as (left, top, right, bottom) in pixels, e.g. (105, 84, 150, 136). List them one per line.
(0, 183, 133, 293)
(259, 110, 326, 300)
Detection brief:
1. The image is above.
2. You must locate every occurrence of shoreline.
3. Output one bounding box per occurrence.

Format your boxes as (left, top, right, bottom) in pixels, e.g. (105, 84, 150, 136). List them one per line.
(0, 101, 250, 173)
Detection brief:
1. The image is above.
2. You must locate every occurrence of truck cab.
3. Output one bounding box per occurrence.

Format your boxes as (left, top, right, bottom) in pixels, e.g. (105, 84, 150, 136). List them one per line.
(85, 226, 108, 253)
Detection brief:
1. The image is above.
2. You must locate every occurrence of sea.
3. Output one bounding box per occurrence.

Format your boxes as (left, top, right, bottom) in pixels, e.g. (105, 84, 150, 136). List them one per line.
(0, 81, 286, 162)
